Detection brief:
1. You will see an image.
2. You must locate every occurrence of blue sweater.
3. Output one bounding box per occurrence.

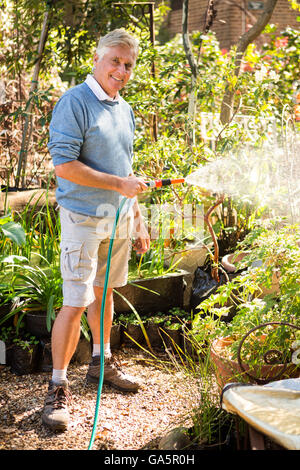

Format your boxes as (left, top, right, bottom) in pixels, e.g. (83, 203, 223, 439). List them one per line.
(48, 83, 135, 217)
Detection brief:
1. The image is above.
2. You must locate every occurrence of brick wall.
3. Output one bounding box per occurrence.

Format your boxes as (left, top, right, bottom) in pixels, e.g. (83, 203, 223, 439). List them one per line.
(167, 0, 300, 49)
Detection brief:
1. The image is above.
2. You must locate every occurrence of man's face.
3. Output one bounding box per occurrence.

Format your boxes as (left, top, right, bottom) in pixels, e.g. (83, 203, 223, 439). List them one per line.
(93, 45, 135, 98)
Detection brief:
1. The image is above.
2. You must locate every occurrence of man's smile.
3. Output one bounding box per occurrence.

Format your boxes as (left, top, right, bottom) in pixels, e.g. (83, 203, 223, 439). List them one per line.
(111, 75, 123, 82)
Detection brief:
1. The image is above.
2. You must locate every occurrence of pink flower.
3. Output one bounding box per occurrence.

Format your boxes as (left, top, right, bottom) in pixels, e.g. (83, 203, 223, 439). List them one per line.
(262, 55, 272, 63)
(240, 61, 254, 72)
(275, 37, 288, 48)
(221, 48, 228, 55)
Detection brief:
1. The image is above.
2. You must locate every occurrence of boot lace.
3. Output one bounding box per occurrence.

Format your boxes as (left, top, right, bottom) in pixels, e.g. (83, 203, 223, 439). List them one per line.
(51, 386, 72, 409)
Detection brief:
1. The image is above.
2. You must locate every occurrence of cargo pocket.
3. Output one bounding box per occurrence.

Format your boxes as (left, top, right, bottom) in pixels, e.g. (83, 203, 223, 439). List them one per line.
(60, 241, 83, 281)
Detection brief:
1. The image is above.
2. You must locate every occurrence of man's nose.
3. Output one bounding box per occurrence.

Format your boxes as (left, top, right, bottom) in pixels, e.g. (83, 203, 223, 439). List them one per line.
(116, 63, 127, 75)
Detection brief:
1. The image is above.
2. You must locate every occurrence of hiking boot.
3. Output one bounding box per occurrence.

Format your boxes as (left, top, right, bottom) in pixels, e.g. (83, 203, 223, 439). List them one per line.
(42, 380, 71, 432)
(86, 355, 140, 392)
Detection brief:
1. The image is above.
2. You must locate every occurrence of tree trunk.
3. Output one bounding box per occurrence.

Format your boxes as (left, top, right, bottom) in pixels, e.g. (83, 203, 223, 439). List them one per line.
(182, 0, 198, 145)
(15, 6, 51, 189)
(182, 0, 217, 145)
(220, 0, 278, 125)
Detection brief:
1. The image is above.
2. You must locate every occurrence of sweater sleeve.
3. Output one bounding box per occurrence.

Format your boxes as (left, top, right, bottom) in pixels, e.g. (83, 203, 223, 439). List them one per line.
(47, 93, 86, 166)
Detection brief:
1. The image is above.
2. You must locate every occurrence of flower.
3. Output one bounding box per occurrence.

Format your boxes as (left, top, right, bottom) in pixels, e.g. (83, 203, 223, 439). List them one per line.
(240, 61, 254, 73)
(275, 37, 288, 48)
(254, 64, 268, 82)
(268, 70, 280, 83)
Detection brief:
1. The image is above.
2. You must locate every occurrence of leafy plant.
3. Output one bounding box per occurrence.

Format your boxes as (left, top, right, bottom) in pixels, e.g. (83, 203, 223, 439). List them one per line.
(0, 254, 63, 332)
(13, 333, 39, 354)
(0, 326, 15, 343)
(190, 222, 300, 369)
(0, 213, 26, 249)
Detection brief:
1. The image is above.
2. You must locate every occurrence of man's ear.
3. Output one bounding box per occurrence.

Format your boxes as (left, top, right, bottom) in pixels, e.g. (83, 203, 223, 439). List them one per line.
(93, 53, 99, 67)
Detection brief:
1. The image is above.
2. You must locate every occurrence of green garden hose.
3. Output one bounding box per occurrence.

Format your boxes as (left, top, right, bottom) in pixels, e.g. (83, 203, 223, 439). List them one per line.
(88, 196, 128, 450)
(87, 178, 185, 449)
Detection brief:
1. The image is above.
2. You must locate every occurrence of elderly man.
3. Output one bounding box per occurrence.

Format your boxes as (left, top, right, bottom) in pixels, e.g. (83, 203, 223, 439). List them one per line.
(43, 29, 150, 432)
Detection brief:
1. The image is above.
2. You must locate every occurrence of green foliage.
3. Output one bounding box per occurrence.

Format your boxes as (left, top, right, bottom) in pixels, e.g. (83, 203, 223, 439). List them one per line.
(190, 222, 300, 366)
(0, 213, 26, 247)
(0, 326, 15, 343)
(0, 254, 63, 332)
(13, 333, 39, 353)
(1, 0, 126, 84)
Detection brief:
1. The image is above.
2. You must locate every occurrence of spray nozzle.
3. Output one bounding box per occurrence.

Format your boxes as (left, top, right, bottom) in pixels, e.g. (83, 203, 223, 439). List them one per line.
(146, 178, 185, 188)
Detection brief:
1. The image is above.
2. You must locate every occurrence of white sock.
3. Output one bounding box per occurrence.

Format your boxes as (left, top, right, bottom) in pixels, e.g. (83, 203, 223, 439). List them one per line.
(92, 343, 111, 358)
(52, 368, 67, 384)
(92, 343, 101, 357)
(104, 343, 111, 358)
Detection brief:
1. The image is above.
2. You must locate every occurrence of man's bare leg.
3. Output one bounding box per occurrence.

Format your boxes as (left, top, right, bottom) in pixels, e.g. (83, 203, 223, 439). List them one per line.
(51, 305, 86, 370)
(87, 286, 114, 350)
(85, 286, 140, 391)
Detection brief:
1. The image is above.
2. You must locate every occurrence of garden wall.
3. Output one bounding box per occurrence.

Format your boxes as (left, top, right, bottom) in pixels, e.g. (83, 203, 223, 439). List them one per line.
(167, 0, 300, 49)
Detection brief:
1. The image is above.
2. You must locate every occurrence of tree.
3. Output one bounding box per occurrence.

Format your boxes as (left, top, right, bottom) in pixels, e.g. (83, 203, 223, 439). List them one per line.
(219, 0, 278, 125)
(182, 0, 217, 145)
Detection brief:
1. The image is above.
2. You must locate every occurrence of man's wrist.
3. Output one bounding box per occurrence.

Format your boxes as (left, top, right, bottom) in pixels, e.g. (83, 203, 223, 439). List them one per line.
(113, 175, 124, 193)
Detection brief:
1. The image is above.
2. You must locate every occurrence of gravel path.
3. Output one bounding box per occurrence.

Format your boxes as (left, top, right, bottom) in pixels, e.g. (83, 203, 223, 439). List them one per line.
(0, 348, 201, 451)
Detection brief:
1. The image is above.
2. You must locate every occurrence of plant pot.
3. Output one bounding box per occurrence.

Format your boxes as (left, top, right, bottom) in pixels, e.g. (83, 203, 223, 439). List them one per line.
(146, 321, 164, 349)
(221, 252, 251, 273)
(10, 343, 39, 375)
(38, 340, 52, 372)
(164, 245, 210, 273)
(210, 338, 300, 392)
(71, 336, 91, 364)
(25, 312, 53, 339)
(221, 252, 280, 297)
(114, 270, 192, 314)
(180, 322, 198, 359)
(161, 326, 182, 352)
(123, 323, 145, 348)
(110, 324, 122, 350)
(0, 341, 14, 367)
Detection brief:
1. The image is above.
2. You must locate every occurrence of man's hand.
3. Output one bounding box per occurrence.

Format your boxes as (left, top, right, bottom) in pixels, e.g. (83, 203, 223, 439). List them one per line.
(118, 175, 148, 198)
(133, 219, 150, 254)
(132, 197, 150, 254)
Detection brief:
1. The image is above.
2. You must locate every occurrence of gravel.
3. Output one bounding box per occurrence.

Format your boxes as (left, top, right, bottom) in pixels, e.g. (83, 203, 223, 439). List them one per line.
(0, 348, 201, 451)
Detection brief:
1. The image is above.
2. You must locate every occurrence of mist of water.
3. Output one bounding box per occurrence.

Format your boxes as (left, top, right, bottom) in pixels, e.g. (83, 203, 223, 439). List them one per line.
(185, 144, 300, 223)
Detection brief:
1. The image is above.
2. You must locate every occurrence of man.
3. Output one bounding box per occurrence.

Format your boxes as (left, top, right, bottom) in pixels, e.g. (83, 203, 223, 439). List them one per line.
(43, 29, 150, 432)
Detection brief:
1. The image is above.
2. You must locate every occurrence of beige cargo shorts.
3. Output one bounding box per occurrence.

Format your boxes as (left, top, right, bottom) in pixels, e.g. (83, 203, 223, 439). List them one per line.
(59, 206, 134, 307)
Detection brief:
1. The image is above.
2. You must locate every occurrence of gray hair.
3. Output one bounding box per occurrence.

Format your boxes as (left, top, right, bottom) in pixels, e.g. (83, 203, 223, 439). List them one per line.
(96, 29, 139, 64)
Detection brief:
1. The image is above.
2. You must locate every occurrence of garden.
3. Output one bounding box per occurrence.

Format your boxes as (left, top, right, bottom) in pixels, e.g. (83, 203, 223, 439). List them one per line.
(0, 0, 300, 452)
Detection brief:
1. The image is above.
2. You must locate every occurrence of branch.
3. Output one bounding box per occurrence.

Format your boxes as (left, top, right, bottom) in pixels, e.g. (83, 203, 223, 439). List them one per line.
(204, 195, 225, 282)
(182, 0, 198, 78)
(234, 0, 278, 74)
(220, 0, 278, 124)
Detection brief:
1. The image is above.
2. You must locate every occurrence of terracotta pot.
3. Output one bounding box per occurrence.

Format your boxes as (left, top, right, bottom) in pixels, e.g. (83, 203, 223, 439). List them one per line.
(221, 252, 251, 273)
(210, 338, 300, 392)
(221, 252, 280, 297)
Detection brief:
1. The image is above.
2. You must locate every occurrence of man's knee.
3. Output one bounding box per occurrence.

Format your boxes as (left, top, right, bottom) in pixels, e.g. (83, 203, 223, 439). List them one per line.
(58, 305, 86, 322)
(94, 286, 113, 301)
